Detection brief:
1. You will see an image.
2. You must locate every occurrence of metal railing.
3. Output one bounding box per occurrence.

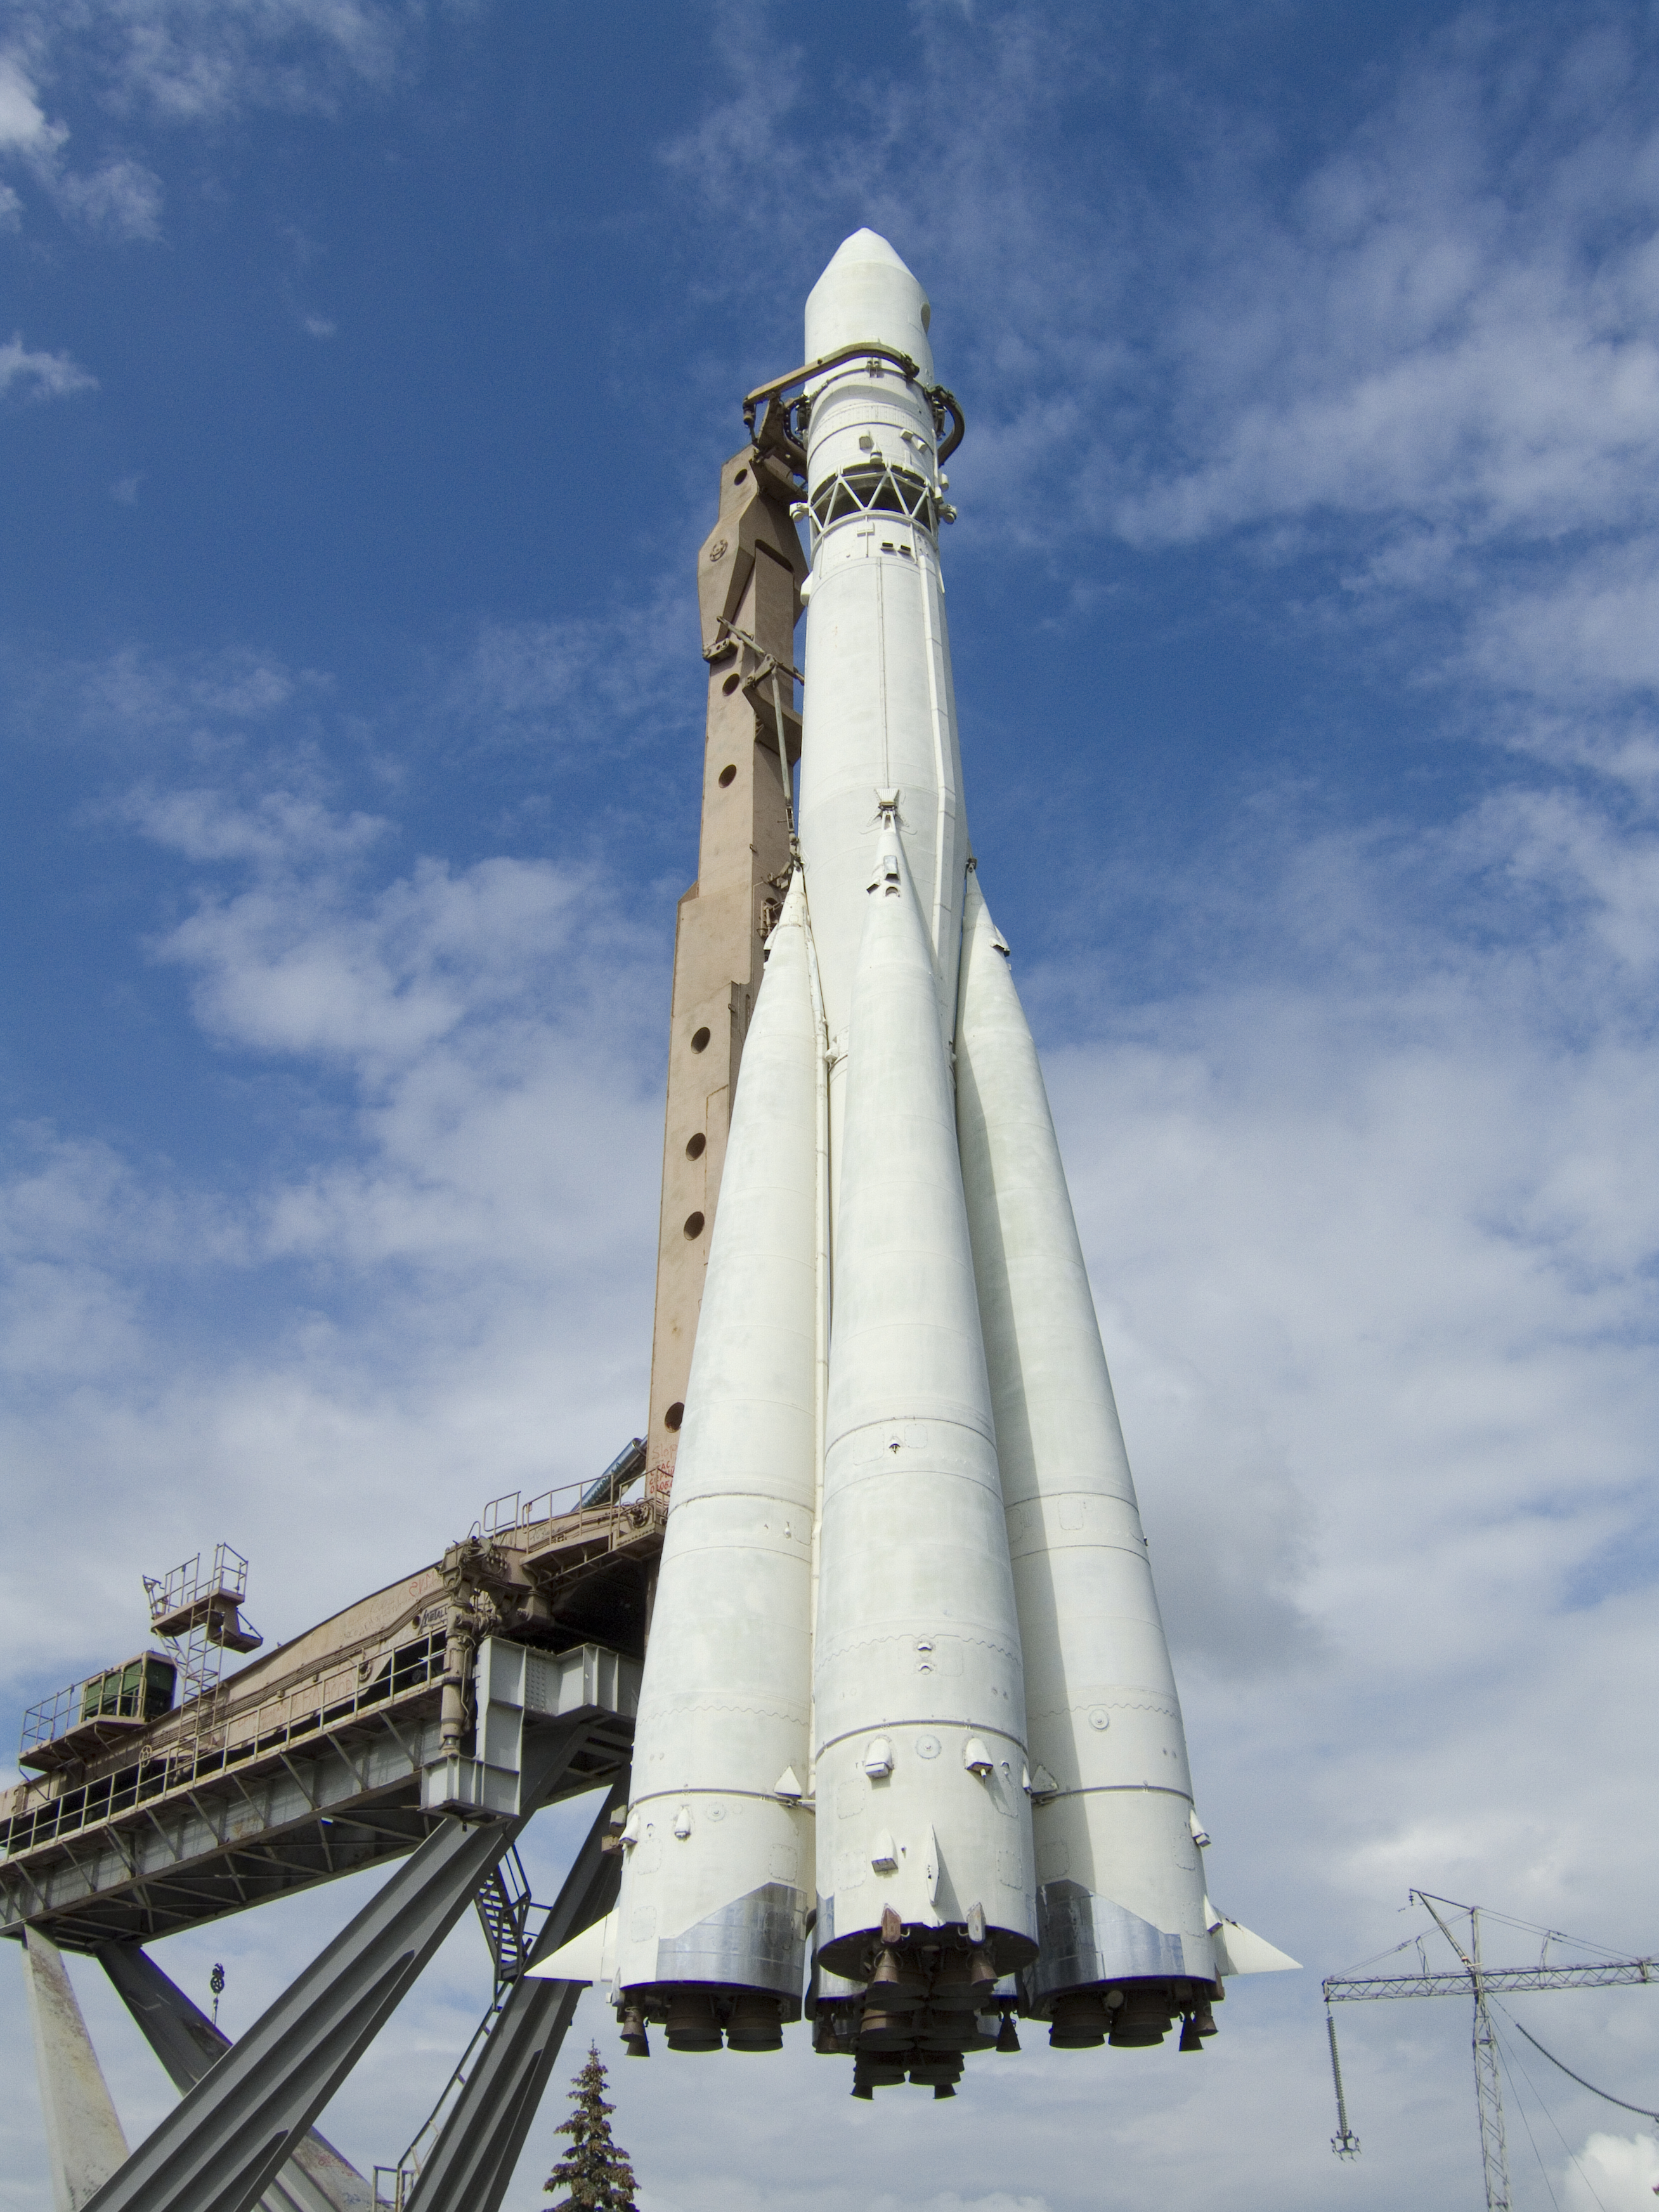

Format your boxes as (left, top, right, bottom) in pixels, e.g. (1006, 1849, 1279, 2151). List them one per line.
(1, 1636, 445, 1860)
(20, 1680, 94, 1760)
(20, 1655, 176, 1762)
(144, 1543, 249, 1625)
(475, 1471, 665, 1544)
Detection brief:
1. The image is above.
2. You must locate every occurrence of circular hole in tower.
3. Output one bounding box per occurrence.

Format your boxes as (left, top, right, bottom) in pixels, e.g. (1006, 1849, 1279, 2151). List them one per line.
(690, 1026, 711, 1053)
(734, 468, 748, 485)
(722, 674, 741, 696)
(683, 1211, 706, 1240)
(664, 1402, 685, 1432)
(685, 1132, 706, 1159)
(718, 764, 736, 788)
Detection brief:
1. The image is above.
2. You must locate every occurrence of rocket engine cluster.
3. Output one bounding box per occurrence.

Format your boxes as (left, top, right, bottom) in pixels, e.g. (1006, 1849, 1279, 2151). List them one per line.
(533, 231, 1294, 2099)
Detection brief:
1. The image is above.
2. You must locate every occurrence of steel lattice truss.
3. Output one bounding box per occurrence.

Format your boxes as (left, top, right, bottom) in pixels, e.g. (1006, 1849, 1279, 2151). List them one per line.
(1324, 1960, 1658, 2003)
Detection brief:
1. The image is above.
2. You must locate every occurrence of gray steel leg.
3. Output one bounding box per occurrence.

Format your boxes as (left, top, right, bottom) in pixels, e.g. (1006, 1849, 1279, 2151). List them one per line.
(100, 1946, 372, 2212)
(82, 1720, 591, 2212)
(21, 1926, 130, 2212)
(407, 1779, 628, 2212)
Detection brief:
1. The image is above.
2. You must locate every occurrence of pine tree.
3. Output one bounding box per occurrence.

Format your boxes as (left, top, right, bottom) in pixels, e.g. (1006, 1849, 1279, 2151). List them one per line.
(545, 2043, 639, 2212)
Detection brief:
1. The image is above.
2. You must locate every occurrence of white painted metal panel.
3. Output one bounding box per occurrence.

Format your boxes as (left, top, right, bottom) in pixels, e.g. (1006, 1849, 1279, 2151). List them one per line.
(812, 827, 1034, 1975)
(955, 871, 1216, 1999)
(797, 231, 970, 1236)
(618, 877, 819, 2004)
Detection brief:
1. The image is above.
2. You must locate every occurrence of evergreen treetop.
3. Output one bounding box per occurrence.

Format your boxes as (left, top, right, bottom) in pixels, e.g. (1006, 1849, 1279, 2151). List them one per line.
(545, 2043, 639, 2212)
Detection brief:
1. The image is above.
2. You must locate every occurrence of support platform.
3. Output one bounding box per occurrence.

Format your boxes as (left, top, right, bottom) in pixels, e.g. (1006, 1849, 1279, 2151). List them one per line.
(2, 1490, 658, 1952)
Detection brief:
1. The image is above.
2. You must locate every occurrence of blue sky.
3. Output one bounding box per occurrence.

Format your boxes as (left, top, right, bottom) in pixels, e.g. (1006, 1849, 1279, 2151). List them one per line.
(4, 4, 1659, 2209)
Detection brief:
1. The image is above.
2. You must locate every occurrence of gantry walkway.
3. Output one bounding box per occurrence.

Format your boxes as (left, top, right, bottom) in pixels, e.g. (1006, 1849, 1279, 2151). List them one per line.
(4, 1451, 665, 2212)
(1, 1452, 663, 1951)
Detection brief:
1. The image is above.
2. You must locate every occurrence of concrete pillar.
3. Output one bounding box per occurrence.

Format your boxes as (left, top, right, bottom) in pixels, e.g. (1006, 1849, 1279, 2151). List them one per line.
(22, 1925, 129, 2212)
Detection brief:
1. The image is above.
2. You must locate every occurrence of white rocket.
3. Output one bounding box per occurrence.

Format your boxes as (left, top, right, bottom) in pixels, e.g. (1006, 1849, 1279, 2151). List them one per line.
(542, 231, 1294, 2096)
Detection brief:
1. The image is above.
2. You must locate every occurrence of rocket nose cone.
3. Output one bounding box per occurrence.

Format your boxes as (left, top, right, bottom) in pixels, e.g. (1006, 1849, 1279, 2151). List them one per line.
(820, 228, 916, 282)
(806, 228, 934, 382)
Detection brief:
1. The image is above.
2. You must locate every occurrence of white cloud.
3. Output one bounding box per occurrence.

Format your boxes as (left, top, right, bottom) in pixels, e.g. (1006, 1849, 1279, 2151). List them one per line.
(1468, 539, 1659, 704)
(123, 781, 387, 867)
(668, 11, 1659, 736)
(54, 150, 162, 238)
(1563, 2130, 1659, 2209)
(0, 48, 67, 161)
(0, 46, 162, 237)
(1, 765, 668, 1707)
(156, 849, 589, 1070)
(0, 332, 98, 401)
(67, 644, 323, 738)
(6, 0, 407, 128)
(450, 588, 701, 755)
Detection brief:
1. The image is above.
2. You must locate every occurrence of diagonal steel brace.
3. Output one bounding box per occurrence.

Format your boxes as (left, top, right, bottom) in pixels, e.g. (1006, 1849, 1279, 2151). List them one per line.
(405, 1777, 628, 2212)
(82, 1721, 593, 2212)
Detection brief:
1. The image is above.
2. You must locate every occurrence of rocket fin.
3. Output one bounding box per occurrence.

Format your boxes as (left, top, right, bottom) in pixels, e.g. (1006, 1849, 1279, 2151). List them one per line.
(956, 869, 1215, 2005)
(617, 871, 821, 2019)
(526, 1908, 618, 1989)
(1207, 1910, 1301, 1976)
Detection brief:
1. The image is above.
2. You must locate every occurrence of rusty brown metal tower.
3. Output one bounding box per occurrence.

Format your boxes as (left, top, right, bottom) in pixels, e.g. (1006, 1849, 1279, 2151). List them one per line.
(642, 413, 808, 1483)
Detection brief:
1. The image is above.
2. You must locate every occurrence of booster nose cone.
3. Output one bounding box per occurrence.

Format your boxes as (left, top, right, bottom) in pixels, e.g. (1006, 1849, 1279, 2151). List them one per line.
(806, 228, 934, 382)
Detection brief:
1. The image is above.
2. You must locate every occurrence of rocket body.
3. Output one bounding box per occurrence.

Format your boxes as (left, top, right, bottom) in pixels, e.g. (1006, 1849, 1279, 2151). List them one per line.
(616, 878, 819, 2050)
(812, 828, 1034, 1983)
(615, 231, 1289, 2081)
(797, 238, 969, 1126)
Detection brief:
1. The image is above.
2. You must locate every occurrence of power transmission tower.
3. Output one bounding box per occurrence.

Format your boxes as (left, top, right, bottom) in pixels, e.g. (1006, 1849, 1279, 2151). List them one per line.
(1323, 1891, 1658, 2210)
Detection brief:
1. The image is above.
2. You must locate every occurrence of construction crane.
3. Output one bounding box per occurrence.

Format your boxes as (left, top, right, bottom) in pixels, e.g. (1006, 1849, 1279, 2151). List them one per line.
(1323, 1891, 1659, 2211)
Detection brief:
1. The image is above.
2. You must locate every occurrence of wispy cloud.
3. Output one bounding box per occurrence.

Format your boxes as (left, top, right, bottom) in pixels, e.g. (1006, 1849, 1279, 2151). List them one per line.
(669, 9, 1659, 745)
(0, 45, 160, 237)
(442, 583, 702, 757)
(5, 0, 408, 127)
(0, 331, 98, 400)
(0, 46, 68, 163)
(3, 733, 667, 1696)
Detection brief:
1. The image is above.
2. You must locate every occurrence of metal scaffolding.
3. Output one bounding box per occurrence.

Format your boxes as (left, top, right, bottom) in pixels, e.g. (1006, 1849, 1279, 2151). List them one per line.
(1324, 1891, 1658, 2209)
(5, 1504, 647, 2212)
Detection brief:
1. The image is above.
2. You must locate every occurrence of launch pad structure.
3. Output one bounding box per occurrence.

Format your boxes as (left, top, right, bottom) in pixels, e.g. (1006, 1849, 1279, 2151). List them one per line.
(8, 230, 1294, 2212)
(4, 377, 811, 2212)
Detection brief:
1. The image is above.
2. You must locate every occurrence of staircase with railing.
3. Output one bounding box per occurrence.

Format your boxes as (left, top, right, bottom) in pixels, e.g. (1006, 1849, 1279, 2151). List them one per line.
(372, 1847, 550, 2209)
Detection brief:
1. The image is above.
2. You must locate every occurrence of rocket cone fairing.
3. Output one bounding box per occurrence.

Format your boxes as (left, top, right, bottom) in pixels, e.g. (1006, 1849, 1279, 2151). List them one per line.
(592, 229, 1295, 2090)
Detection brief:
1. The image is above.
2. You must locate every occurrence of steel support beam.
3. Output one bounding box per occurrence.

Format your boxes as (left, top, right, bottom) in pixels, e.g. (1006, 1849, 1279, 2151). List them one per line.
(21, 1925, 129, 2212)
(406, 1778, 628, 2212)
(100, 1944, 372, 2212)
(81, 1720, 590, 2212)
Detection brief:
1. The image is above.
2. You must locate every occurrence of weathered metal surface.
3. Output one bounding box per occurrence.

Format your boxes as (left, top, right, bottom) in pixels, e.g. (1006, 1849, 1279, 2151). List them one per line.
(644, 436, 807, 1480)
(21, 1925, 129, 2212)
(79, 1723, 597, 2212)
(101, 1944, 373, 2212)
(401, 1782, 627, 2212)
(2, 1502, 656, 1952)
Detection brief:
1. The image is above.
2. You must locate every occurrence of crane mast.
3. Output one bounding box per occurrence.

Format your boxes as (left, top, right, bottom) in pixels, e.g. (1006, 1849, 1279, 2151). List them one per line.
(1322, 1892, 1658, 2209)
